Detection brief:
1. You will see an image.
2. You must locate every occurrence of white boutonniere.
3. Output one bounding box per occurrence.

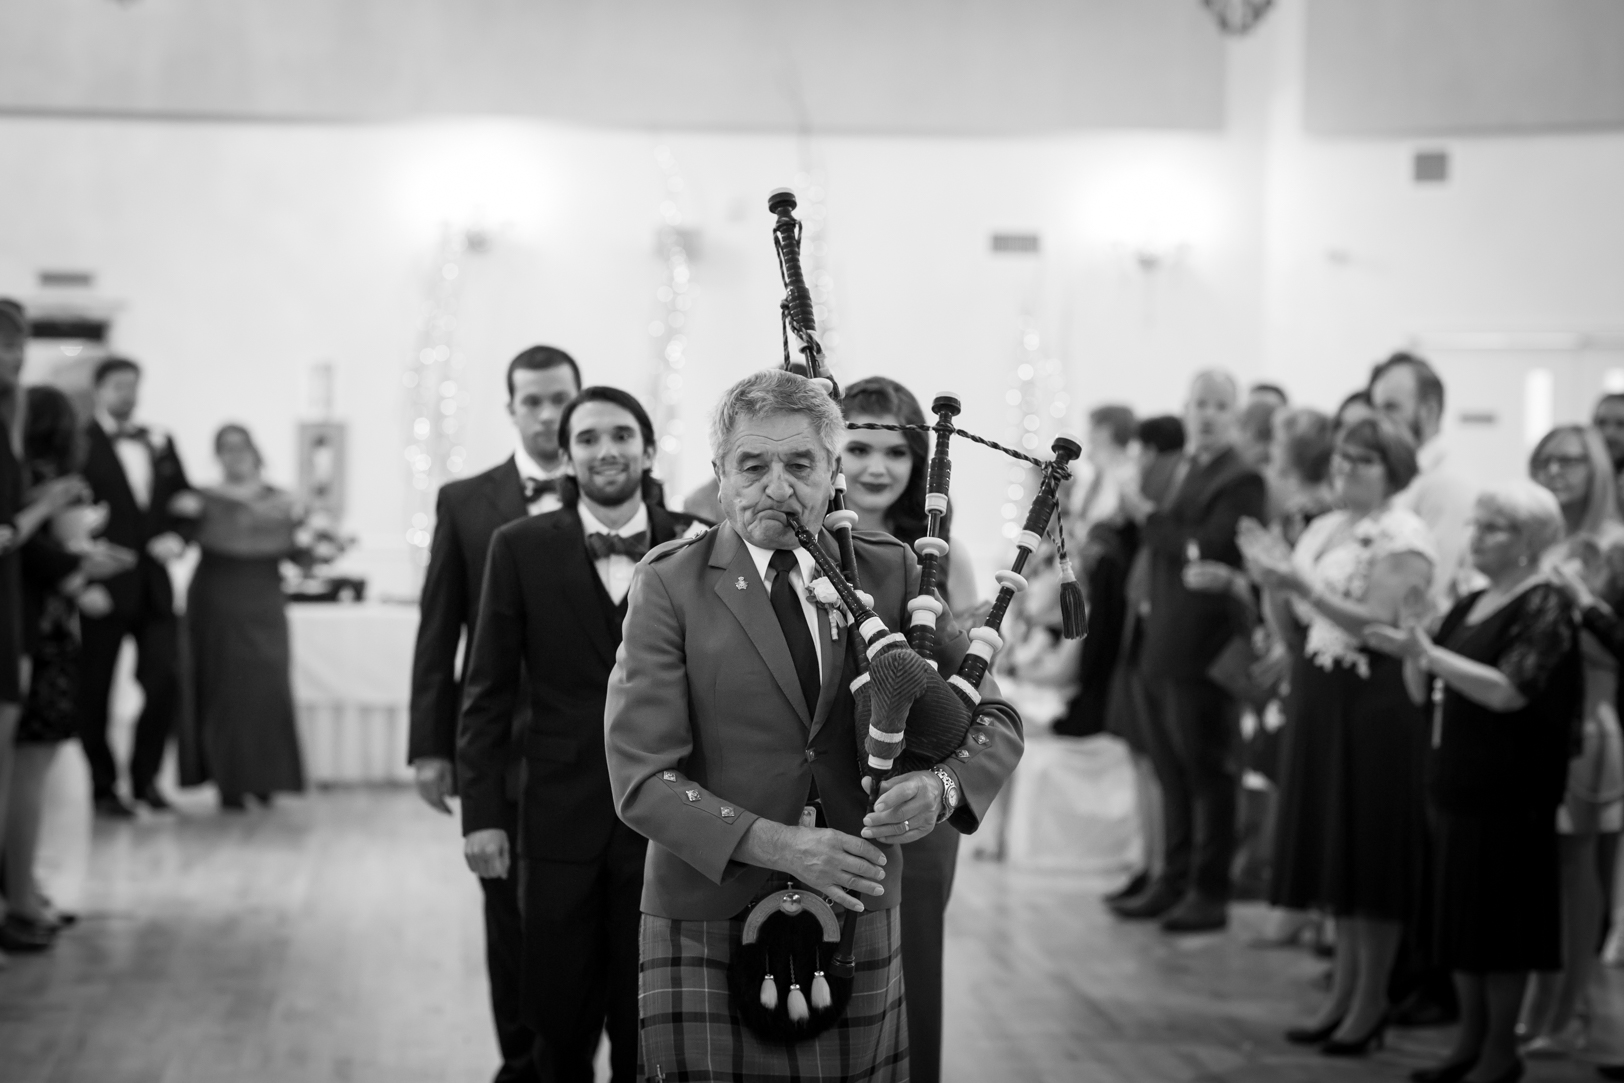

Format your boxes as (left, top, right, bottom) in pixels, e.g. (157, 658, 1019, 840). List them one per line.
(806, 574, 846, 639)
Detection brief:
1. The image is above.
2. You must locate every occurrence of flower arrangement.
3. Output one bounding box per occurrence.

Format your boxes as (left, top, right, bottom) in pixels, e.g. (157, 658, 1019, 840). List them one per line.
(288, 513, 354, 574)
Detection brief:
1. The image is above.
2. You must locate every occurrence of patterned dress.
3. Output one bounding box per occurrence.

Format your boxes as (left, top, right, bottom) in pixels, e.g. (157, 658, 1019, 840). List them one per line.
(1270, 507, 1435, 920)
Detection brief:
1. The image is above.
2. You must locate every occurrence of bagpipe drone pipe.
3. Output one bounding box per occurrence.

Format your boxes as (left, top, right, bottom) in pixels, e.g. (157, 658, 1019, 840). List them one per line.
(729, 187, 1086, 1043)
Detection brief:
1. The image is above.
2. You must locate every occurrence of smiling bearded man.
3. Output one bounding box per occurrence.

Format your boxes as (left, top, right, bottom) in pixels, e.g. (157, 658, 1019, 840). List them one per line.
(605, 369, 1022, 1081)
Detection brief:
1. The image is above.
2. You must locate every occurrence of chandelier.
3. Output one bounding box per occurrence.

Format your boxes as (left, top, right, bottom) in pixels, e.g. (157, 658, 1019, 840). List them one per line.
(1202, 0, 1275, 36)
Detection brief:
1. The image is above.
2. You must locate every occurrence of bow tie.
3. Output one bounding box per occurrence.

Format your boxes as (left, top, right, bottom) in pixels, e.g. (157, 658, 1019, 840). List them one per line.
(585, 531, 649, 562)
(522, 476, 560, 504)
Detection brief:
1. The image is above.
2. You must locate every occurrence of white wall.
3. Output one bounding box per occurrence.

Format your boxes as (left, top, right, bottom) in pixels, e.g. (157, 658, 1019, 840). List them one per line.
(1, 1, 1621, 596)
(0, 115, 1265, 592)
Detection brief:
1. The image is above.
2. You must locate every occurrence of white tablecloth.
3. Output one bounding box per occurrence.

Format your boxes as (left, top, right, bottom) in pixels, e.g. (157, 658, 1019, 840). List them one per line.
(288, 603, 418, 784)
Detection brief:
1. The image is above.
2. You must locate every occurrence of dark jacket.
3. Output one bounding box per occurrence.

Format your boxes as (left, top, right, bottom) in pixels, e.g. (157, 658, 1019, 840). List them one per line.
(1138, 445, 1266, 681)
(408, 457, 528, 765)
(80, 421, 194, 618)
(457, 502, 702, 863)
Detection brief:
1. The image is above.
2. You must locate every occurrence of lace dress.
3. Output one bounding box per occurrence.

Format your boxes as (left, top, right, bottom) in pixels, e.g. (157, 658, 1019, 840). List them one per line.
(1430, 582, 1581, 972)
(1269, 507, 1436, 919)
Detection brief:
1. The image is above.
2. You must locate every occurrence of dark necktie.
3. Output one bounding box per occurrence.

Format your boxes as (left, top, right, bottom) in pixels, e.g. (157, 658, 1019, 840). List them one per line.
(522, 476, 559, 505)
(768, 549, 820, 716)
(585, 531, 649, 562)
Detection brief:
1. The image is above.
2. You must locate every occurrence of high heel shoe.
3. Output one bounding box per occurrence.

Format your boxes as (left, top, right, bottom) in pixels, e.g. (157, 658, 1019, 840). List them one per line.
(1409, 1058, 1476, 1083)
(1320, 1017, 1387, 1057)
(1283, 1016, 1344, 1045)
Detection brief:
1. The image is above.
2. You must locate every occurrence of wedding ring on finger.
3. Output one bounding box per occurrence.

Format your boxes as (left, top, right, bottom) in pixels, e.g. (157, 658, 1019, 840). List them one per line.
(903, 819, 910, 834)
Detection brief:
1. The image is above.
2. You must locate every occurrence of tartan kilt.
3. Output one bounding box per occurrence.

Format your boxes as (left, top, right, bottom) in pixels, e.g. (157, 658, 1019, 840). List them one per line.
(639, 906, 909, 1082)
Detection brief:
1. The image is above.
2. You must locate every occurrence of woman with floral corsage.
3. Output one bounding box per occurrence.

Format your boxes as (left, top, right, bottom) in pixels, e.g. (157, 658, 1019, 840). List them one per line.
(838, 376, 978, 1083)
(1238, 416, 1436, 1059)
(184, 423, 306, 811)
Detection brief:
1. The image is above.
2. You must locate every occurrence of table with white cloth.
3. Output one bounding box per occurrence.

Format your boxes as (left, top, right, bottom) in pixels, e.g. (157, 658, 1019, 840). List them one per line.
(288, 602, 419, 784)
(989, 679, 1141, 874)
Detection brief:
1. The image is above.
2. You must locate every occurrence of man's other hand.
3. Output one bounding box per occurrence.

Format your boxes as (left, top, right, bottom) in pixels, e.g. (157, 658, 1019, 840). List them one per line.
(464, 829, 510, 879)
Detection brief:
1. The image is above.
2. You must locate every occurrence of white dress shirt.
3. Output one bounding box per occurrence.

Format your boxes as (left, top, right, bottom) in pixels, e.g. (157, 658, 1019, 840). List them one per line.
(578, 502, 649, 606)
(513, 439, 567, 516)
(96, 410, 153, 509)
(742, 540, 825, 674)
(1392, 437, 1480, 605)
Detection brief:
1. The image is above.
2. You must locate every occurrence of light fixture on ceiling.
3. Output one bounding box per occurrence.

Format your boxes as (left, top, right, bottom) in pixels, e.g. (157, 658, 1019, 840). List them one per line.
(1202, 0, 1274, 36)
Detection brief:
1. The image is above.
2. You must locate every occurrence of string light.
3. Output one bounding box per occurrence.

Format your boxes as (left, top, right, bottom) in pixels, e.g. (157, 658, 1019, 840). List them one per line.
(404, 226, 478, 569)
(1001, 315, 1072, 539)
(650, 146, 695, 495)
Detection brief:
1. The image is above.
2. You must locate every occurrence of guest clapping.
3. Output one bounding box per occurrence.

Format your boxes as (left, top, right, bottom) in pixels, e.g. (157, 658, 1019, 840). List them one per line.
(1369, 482, 1580, 1083)
(1238, 417, 1436, 1058)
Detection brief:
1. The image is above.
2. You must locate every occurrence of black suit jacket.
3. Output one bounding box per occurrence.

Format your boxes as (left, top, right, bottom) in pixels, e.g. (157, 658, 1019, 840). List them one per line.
(81, 422, 194, 617)
(1138, 445, 1266, 682)
(408, 457, 530, 765)
(458, 502, 701, 863)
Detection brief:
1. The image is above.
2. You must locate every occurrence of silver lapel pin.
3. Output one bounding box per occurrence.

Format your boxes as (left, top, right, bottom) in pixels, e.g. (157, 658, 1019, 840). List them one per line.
(735, 576, 748, 590)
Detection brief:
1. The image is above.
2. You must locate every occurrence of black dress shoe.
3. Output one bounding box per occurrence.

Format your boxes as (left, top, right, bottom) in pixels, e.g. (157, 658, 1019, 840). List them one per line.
(1409, 1058, 1476, 1083)
(219, 793, 246, 812)
(136, 787, 174, 813)
(1598, 1065, 1624, 1081)
(1160, 894, 1229, 934)
(0, 916, 56, 954)
(1104, 869, 1150, 904)
(94, 793, 137, 820)
(1108, 881, 1184, 920)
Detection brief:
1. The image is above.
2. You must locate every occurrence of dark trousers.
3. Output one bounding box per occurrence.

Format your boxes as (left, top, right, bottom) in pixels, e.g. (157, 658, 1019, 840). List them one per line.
(900, 824, 960, 1083)
(484, 802, 538, 1083)
(521, 823, 646, 1083)
(77, 602, 180, 797)
(1140, 676, 1239, 900)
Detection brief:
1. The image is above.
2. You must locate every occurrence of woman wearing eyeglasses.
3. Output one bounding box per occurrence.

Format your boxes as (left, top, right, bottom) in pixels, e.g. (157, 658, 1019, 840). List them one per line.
(1518, 425, 1624, 1059)
(1234, 416, 1436, 1059)
(1368, 480, 1582, 1083)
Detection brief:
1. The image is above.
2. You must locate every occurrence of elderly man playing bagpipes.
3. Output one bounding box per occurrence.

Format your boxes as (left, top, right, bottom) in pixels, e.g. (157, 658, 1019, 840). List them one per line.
(605, 368, 1025, 1081)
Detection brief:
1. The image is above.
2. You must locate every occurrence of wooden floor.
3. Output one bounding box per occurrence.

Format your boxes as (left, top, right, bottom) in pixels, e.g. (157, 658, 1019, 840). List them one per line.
(0, 788, 1612, 1083)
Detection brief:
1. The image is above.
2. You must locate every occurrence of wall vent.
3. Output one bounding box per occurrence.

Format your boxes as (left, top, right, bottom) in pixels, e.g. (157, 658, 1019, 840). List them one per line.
(38, 270, 95, 289)
(1413, 149, 1449, 184)
(990, 232, 1040, 254)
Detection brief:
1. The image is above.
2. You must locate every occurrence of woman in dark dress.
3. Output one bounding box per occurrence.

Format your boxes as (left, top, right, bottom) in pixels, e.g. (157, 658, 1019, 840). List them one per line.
(0, 301, 92, 957)
(839, 377, 977, 1083)
(1371, 480, 1580, 1083)
(185, 424, 305, 810)
(1234, 417, 1435, 1056)
(8, 387, 133, 947)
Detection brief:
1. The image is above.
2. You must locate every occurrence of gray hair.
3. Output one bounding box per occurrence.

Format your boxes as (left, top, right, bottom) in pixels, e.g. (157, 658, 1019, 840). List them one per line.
(1189, 368, 1239, 402)
(709, 369, 845, 466)
(1477, 480, 1566, 561)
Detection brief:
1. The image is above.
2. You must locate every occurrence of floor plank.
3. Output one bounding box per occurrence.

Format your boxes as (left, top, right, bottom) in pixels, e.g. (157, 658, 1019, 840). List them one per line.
(0, 789, 1612, 1082)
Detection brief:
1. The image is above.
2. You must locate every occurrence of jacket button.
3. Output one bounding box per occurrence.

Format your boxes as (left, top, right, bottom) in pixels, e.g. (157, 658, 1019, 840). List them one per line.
(806, 749, 817, 761)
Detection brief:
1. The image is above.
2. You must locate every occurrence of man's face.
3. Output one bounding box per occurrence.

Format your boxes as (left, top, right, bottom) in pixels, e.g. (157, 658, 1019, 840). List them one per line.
(567, 401, 651, 509)
(1595, 399, 1624, 469)
(95, 369, 140, 421)
(1371, 366, 1427, 445)
(715, 412, 836, 549)
(509, 366, 580, 464)
(1183, 374, 1237, 455)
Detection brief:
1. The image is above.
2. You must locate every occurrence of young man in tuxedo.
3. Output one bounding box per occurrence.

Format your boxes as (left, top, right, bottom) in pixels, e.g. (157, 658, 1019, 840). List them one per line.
(78, 357, 198, 818)
(460, 387, 704, 1083)
(409, 344, 581, 1083)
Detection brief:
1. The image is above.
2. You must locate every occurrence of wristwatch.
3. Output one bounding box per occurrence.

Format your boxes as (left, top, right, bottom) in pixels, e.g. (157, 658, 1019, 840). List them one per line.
(931, 765, 961, 823)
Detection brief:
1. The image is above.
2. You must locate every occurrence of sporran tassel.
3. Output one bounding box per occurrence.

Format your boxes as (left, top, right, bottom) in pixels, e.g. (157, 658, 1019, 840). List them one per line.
(1055, 519, 1087, 642)
(810, 969, 832, 1010)
(759, 973, 778, 1011)
(787, 984, 810, 1023)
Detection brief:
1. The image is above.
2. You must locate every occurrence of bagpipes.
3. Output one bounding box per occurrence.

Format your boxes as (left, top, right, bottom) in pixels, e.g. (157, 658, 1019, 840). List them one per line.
(731, 188, 1085, 1043)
